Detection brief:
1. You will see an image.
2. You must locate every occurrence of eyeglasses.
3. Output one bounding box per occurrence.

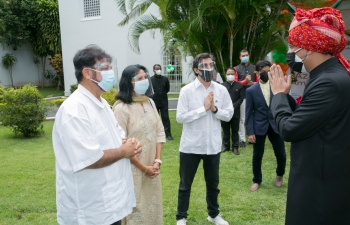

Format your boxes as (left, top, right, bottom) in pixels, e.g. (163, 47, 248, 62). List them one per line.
(198, 62, 216, 69)
(93, 63, 112, 70)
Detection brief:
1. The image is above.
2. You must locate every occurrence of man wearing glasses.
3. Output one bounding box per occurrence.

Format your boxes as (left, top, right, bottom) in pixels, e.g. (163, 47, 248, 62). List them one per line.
(175, 53, 233, 225)
(52, 48, 142, 225)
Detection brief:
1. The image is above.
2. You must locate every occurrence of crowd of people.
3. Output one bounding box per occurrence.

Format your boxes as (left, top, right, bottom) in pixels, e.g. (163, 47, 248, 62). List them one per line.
(52, 7, 350, 225)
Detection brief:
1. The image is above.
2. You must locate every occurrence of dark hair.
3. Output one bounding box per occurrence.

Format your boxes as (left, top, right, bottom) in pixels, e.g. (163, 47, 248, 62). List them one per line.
(240, 49, 249, 56)
(255, 60, 272, 72)
(226, 67, 237, 73)
(153, 64, 161, 70)
(73, 47, 112, 83)
(192, 53, 215, 76)
(116, 64, 148, 104)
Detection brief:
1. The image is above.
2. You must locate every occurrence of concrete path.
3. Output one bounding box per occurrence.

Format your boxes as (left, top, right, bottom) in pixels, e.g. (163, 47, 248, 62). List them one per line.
(46, 98, 179, 120)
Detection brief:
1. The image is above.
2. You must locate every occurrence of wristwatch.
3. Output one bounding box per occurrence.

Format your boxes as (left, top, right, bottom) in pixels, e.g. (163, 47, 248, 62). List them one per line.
(213, 106, 218, 114)
(154, 159, 162, 165)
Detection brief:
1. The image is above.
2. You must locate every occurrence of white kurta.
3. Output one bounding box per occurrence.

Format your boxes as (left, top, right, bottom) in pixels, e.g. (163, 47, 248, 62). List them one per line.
(52, 84, 135, 225)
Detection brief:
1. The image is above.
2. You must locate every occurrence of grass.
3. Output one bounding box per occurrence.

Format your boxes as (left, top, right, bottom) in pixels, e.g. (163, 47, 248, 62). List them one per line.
(0, 111, 290, 225)
(168, 94, 179, 99)
(37, 87, 64, 98)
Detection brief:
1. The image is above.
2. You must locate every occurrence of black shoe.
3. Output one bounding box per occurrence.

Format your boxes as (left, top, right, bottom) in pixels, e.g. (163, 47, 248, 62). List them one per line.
(239, 141, 246, 148)
(233, 148, 240, 155)
(221, 147, 229, 152)
(167, 135, 173, 140)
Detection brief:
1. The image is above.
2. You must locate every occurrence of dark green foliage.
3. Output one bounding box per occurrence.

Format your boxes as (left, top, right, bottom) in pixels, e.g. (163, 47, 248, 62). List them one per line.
(70, 83, 78, 94)
(1, 53, 17, 87)
(0, 84, 50, 137)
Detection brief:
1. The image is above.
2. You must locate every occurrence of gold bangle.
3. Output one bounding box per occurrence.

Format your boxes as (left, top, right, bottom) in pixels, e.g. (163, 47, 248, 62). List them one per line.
(143, 168, 147, 174)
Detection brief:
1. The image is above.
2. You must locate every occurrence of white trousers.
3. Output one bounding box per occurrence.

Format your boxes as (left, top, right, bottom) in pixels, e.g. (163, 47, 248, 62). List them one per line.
(238, 99, 246, 142)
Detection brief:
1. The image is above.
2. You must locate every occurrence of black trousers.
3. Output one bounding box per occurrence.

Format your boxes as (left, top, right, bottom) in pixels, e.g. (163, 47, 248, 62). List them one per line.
(111, 220, 121, 225)
(221, 117, 240, 149)
(156, 104, 171, 136)
(252, 125, 286, 184)
(176, 152, 221, 220)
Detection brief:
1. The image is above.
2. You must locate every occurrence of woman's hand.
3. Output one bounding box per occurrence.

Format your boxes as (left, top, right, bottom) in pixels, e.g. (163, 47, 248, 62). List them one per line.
(144, 165, 159, 178)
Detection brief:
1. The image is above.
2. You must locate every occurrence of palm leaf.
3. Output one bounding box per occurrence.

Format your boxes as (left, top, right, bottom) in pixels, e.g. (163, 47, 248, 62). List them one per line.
(118, 0, 153, 27)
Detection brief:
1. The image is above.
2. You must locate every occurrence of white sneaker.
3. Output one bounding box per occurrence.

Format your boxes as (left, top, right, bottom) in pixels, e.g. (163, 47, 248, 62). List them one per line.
(207, 214, 229, 225)
(176, 218, 187, 225)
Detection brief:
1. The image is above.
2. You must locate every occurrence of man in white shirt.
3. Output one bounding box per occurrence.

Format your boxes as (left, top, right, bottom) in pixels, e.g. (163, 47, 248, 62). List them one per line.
(175, 53, 234, 225)
(52, 47, 142, 225)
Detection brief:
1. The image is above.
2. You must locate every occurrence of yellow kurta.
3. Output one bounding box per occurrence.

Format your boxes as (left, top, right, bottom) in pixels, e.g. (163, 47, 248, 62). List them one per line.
(113, 98, 165, 225)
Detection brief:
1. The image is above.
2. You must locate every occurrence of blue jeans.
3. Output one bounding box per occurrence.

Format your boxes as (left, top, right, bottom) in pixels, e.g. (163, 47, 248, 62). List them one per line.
(176, 152, 221, 220)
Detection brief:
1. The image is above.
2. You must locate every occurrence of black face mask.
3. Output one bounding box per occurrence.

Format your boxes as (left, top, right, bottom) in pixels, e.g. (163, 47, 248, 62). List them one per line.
(286, 52, 303, 73)
(198, 69, 214, 82)
(260, 71, 269, 83)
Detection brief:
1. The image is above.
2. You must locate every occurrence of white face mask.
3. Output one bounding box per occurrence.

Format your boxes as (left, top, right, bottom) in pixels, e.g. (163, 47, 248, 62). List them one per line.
(227, 75, 235, 82)
(155, 70, 162, 75)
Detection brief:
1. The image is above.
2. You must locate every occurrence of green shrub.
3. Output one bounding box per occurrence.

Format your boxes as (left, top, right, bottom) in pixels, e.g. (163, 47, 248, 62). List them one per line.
(70, 83, 78, 93)
(0, 84, 50, 137)
(50, 98, 66, 107)
(101, 88, 118, 106)
(0, 85, 5, 103)
(70, 84, 117, 106)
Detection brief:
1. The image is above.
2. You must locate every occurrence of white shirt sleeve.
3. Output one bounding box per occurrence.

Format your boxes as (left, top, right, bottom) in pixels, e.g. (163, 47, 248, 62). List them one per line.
(59, 116, 104, 172)
(176, 87, 207, 124)
(214, 87, 234, 122)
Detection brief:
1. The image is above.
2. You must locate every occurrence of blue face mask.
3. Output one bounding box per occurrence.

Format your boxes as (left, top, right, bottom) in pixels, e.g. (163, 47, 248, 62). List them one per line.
(241, 56, 249, 63)
(90, 69, 115, 91)
(134, 79, 149, 95)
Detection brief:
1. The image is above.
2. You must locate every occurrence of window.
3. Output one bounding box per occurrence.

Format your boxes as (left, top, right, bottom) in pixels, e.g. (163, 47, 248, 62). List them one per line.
(83, 0, 100, 18)
(162, 50, 182, 93)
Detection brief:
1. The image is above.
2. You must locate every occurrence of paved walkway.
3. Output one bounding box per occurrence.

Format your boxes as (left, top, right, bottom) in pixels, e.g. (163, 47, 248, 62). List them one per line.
(46, 98, 179, 120)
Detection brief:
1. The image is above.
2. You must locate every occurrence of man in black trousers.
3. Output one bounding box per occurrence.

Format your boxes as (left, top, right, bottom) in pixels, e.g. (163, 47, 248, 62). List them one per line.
(269, 7, 350, 225)
(245, 60, 286, 192)
(221, 67, 244, 155)
(151, 64, 173, 140)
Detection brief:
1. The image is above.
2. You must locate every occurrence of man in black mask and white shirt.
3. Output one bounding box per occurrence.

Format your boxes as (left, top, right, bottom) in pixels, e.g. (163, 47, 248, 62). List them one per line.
(175, 53, 233, 225)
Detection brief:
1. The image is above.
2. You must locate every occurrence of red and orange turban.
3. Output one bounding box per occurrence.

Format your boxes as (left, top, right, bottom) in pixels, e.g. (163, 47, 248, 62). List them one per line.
(288, 7, 350, 74)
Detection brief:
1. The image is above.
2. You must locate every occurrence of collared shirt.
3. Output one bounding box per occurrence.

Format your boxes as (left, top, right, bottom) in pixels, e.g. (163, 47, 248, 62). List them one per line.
(235, 63, 256, 81)
(52, 84, 135, 225)
(176, 78, 234, 154)
(259, 80, 270, 106)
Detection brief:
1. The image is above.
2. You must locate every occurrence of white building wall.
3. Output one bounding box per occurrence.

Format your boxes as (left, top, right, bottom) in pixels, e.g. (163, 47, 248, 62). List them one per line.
(0, 43, 53, 87)
(58, 0, 181, 96)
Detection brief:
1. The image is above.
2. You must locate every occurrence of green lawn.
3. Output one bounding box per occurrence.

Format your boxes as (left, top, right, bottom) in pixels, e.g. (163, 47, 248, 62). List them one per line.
(168, 94, 179, 99)
(37, 87, 64, 98)
(0, 111, 290, 224)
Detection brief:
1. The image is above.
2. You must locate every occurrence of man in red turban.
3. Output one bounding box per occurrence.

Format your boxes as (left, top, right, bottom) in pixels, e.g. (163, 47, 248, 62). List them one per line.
(269, 7, 350, 225)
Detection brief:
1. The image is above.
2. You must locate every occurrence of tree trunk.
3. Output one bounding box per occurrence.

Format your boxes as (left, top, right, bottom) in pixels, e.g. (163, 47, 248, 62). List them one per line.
(229, 33, 233, 67)
(9, 67, 13, 87)
(37, 64, 41, 87)
(40, 56, 46, 88)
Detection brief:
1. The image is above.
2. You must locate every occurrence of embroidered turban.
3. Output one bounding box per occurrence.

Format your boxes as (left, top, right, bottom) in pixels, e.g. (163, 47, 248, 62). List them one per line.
(288, 7, 350, 74)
